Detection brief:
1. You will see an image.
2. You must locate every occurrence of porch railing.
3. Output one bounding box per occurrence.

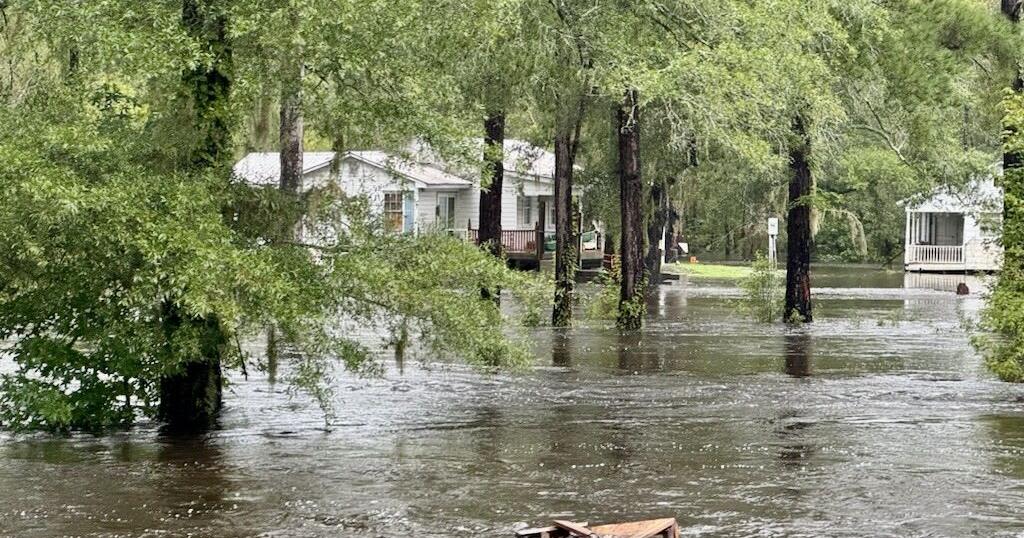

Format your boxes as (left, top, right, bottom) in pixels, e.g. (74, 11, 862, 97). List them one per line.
(467, 228, 542, 254)
(906, 245, 964, 264)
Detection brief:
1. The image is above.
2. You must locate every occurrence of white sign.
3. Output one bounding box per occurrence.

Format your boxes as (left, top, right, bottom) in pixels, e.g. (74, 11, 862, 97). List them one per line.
(767, 217, 779, 236)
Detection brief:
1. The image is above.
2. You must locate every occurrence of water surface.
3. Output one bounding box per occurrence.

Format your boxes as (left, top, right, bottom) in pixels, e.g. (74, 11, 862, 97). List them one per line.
(3, 266, 1022, 537)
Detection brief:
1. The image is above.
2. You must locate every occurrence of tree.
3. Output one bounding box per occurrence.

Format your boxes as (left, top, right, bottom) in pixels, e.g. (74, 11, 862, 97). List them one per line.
(979, 0, 1024, 381)
(540, 0, 592, 328)
(0, 0, 546, 432)
(617, 89, 645, 329)
(157, 0, 235, 429)
(478, 111, 506, 261)
(784, 115, 814, 322)
(278, 2, 303, 200)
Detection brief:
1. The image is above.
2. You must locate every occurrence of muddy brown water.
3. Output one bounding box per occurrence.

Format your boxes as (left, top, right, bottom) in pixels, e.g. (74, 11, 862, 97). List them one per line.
(3, 266, 1024, 537)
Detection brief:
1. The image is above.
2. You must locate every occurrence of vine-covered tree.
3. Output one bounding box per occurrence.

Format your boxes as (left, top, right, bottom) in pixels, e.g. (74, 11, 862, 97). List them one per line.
(0, 0, 545, 432)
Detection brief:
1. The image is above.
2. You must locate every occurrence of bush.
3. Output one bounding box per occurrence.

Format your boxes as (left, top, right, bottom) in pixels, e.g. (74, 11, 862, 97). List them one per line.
(738, 253, 783, 323)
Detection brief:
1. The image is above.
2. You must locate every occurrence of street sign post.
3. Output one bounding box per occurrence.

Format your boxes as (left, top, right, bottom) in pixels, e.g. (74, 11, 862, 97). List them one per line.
(767, 217, 779, 267)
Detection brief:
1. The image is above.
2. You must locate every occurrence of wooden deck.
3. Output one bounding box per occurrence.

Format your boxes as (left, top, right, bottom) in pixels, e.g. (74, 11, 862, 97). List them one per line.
(468, 229, 544, 258)
(465, 228, 604, 263)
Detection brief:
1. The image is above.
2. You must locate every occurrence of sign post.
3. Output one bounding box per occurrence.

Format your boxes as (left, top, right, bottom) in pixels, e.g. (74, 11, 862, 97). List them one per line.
(767, 217, 779, 268)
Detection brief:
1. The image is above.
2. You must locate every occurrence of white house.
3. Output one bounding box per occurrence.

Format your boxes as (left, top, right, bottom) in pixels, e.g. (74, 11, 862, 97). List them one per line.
(904, 178, 1002, 273)
(233, 140, 602, 261)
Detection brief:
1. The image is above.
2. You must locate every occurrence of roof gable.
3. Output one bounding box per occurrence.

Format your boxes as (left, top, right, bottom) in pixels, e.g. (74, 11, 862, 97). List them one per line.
(232, 152, 335, 186)
(908, 178, 1003, 213)
(343, 151, 473, 188)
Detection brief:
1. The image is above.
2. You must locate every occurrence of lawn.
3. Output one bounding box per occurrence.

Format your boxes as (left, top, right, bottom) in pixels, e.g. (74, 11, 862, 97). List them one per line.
(663, 262, 754, 279)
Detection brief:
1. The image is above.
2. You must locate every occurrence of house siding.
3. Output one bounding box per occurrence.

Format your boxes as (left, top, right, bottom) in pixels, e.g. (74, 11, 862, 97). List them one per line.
(308, 155, 557, 234)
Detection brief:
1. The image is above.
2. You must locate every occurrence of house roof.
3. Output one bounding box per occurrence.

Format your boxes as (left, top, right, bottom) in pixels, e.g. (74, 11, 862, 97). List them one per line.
(504, 139, 556, 181)
(907, 178, 1003, 213)
(344, 151, 473, 188)
(232, 152, 336, 186)
(404, 138, 560, 182)
(232, 138, 555, 190)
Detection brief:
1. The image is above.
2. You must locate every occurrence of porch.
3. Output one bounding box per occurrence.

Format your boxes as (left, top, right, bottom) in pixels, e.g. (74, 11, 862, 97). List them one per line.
(467, 228, 548, 259)
(457, 227, 604, 267)
(904, 211, 965, 271)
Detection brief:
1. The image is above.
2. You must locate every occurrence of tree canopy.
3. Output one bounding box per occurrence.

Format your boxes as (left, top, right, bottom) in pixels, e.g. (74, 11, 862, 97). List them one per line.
(0, 0, 1019, 430)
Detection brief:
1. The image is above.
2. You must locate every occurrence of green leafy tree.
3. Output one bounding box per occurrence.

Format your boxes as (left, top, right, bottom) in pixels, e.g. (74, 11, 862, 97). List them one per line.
(0, 0, 544, 432)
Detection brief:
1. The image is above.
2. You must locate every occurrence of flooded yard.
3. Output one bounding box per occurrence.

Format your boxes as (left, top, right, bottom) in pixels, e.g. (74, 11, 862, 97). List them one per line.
(3, 266, 1024, 537)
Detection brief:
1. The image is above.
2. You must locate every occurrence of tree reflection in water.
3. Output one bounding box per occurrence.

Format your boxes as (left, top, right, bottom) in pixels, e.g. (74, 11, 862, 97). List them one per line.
(784, 332, 812, 378)
(552, 330, 572, 367)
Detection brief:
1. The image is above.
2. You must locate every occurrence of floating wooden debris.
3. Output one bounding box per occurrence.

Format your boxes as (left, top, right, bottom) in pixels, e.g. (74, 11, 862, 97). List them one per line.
(516, 517, 679, 538)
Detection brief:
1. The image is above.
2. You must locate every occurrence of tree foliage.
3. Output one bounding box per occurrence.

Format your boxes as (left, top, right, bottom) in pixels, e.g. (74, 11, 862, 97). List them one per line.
(0, 0, 546, 432)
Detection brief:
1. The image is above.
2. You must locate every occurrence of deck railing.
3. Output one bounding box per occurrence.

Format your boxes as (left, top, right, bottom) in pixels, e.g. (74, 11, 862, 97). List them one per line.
(467, 229, 542, 253)
(906, 245, 964, 264)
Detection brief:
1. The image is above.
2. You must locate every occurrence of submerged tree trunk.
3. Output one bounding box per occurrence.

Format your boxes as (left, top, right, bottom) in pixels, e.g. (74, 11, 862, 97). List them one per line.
(552, 130, 577, 327)
(158, 304, 225, 428)
(1003, 0, 1024, 276)
(664, 203, 677, 263)
(270, 6, 304, 373)
(478, 111, 505, 257)
(644, 180, 666, 288)
(158, 0, 233, 430)
(617, 89, 644, 329)
(479, 111, 505, 302)
(784, 116, 813, 323)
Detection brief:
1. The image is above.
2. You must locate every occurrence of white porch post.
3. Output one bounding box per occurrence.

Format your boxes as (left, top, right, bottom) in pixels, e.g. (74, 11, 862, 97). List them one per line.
(905, 211, 911, 246)
(413, 189, 420, 236)
(905, 211, 912, 263)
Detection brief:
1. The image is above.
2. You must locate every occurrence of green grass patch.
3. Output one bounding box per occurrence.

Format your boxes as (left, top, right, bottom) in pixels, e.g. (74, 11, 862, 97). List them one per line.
(663, 262, 754, 279)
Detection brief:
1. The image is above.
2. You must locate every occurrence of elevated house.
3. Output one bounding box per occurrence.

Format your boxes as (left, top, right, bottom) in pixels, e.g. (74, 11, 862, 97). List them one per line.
(233, 140, 603, 264)
(903, 178, 1002, 273)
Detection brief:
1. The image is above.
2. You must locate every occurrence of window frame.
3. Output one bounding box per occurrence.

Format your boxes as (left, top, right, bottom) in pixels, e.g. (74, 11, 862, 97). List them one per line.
(436, 192, 457, 230)
(383, 191, 404, 232)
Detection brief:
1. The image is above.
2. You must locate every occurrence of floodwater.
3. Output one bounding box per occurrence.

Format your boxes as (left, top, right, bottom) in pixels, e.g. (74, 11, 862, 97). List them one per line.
(3, 266, 1024, 537)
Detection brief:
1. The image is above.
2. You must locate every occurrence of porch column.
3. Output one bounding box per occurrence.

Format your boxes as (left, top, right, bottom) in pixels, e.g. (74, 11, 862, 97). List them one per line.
(905, 211, 911, 247)
(413, 189, 420, 235)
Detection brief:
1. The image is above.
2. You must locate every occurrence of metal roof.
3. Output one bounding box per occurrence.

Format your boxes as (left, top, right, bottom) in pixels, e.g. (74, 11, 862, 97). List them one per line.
(344, 151, 472, 188)
(907, 178, 1003, 213)
(233, 138, 556, 189)
(232, 152, 336, 186)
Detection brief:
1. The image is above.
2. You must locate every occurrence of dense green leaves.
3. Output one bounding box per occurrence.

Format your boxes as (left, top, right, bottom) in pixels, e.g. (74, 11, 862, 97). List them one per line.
(0, 79, 544, 432)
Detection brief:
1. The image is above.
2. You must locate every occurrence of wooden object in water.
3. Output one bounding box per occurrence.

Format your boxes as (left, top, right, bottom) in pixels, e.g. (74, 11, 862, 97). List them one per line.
(516, 518, 679, 538)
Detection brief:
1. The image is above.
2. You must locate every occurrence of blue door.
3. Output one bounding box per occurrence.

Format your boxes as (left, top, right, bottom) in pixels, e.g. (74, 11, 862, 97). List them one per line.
(403, 192, 415, 233)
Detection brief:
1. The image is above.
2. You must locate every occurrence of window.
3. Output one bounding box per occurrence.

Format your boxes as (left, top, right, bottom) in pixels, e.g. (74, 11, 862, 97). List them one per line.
(517, 196, 533, 228)
(383, 192, 404, 232)
(436, 193, 456, 230)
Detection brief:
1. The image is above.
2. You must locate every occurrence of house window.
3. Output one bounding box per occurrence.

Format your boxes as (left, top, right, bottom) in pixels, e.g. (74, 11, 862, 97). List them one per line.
(383, 192, 404, 232)
(436, 193, 457, 230)
(517, 196, 533, 228)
